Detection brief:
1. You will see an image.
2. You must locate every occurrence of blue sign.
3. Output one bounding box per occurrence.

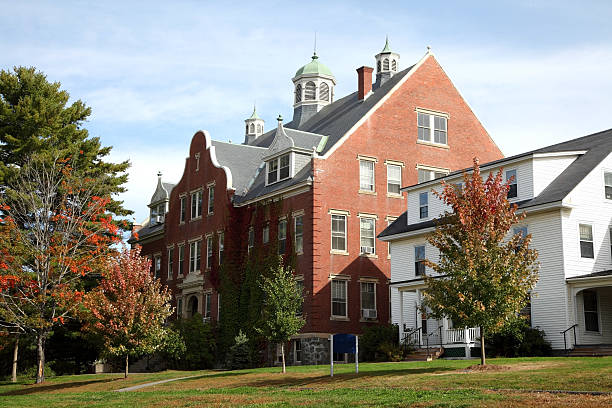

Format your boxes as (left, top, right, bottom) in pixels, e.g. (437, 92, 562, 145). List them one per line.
(333, 334, 356, 354)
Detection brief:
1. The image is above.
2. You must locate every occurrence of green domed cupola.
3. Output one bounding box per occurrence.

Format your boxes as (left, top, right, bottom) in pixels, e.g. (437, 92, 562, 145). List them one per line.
(292, 52, 337, 127)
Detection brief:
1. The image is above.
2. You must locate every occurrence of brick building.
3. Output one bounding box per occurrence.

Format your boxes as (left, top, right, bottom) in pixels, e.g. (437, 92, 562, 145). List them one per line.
(131, 40, 503, 364)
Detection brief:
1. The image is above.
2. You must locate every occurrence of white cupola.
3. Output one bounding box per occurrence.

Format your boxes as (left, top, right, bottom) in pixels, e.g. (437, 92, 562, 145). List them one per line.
(375, 36, 400, 85)
(244, 105, 264, 144)
(291, 52, 336, 127)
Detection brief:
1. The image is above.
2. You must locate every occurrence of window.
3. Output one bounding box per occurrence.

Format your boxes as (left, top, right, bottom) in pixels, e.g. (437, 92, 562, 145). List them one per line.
(204, 293, 212, 319)
(154, 255, 161, 279)
(359, 160, 375, 192)
(267, 154, 291, 184)
(257, 124, 262, 133)
(304, 81, 316, 100)
(296, 279, 304, 316)
(419, 192, 428, 219)
(278, 220, 287, 254)
(191, 190, 202, 219)
(320, 82, 329, 101)
(294, 215, 303, 254)
(248, 227, 254, 254)
(579, 224, 594, 258)
(331, 279, 347, 317)
(218, 232, 224, 265)
(417, 167, 448, 183)
(417, 112, 447, 145)
(387, 217, 397, 257)
(415, 245, 425, 276)
(151, 203, 166, 225)
(361, 282, 376, 319)
(383, 58, 389, 71)
(167, 248, 174, 280)
(514, 226, 528, 241)
(331, 214, 347, 252)
(391, 59, 397, 71)
(180, 196, 186, 223)
(263, 224, 269, 244)
(605, 172, 612, 200)
(294, 339, 302, 363)
(178, 245, 184, 276)
(506, 170, 517, 199)
(387, 164, 402, 195)
(583, 290, 599, 332)
(189, 240, 201, 273)
(208, 185, 214, 214)
(360, 217, 376, 255)
(295, 84, 302, 103)
(377, 60, 381, 72)
(249, 123, 254, 133)
(206, 236, 213, 269)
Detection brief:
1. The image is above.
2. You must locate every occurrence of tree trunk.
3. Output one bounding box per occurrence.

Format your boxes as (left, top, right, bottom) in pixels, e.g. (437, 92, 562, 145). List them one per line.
(480, 326, 486, 366)
(281, 343, 286, 374)
(125, 355, 129, 379)
(35, 333, 45, 384)
(11, 334, 19, 383)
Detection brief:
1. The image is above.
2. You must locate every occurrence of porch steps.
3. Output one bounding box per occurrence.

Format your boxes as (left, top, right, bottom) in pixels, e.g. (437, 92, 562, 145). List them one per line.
(568, 345, 612, 357)
(404, 347, 443, 361)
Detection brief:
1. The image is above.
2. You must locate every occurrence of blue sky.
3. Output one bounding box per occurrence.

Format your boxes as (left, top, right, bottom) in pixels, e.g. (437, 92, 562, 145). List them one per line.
(2, 1, 612, 223)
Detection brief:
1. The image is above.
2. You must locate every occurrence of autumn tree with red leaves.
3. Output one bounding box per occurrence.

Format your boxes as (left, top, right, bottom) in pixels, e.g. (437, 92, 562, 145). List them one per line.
(84, 245, 173, 378)
(0, 155, 122, 383)
(423, 158, 539, 365)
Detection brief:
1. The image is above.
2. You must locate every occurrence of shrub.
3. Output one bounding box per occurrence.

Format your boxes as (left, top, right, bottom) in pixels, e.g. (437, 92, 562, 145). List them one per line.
(172, 314, 216, 369)
(488, 318, 552, 357)
(226, 330, 252, 369)
(23, 363, 55, 379)
(360, 324, 400, 362)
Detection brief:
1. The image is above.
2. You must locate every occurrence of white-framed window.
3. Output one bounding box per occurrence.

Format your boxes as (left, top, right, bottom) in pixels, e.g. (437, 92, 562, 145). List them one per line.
(419, 192, 428, 219)
(295, 84, 302, 103)
(331, 279, 348, 318)
(150, 203, 166, 226)
(293, 339, 302, 363)
(189, 240, 201, 273)
(208, 185, 214, 214)
(263, 224, 270, 244)
(359, 159, 375, 192)
(204, 293, 212, 319)
(579, 224, 594, 259)
(331, 214, 347, 252)
(296, 278, 304, 316)
(294, 215, 303, 254)
(360, 282, 376, 319)
(513, 226, 528, 241)
(178, 244, 184, 276)
(382, 58, 389, 71)
(191, 190, 203, 219)
(417, 166, 448, 183)
(320, 82, 329, 101)
(167, 247, 174, 280)
(218, 232, 224, 265)
(387, 216, 398, 257)
(179, 196, 186, 223)
(359, 217, 376, 255)
(583, 290, 599, 332)
(387, 164, 402, 195)
(267, 154, 291, 184)
(248, 227, 255, 254)
(206, 235, 213, 269)
(415, 245, 425, 276)
(304, 81, 316, 100)
(278, 220, 287, 255)
(417, 112, 447, 145)
(506, 169, 518, 199)
(605, 172, 612, 200)
(154, 255, 161, 279)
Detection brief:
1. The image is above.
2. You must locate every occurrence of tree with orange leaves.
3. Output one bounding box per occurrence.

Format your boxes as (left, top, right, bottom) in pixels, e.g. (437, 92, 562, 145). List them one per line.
(422, 159, 539, 366)
(84, 245, 173, 379)
(0, 154, 123, 383)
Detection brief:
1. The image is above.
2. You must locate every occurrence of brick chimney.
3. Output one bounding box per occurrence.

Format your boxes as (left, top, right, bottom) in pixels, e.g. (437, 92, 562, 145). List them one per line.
(357, 66, 373, 100)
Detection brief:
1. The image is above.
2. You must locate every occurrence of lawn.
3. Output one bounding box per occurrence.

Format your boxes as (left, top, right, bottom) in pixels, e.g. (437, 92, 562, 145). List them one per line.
(1, 357, 611, 407)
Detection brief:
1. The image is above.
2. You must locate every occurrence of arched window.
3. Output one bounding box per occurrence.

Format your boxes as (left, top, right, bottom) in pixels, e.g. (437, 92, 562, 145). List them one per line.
(320, 83, 329, 101)
(377, 60, 381, 72)
(249, 123, 255, 133)
(257, 124, 262, 133)
(304, 81, 316, 100)
(295, 84, 302, 103)
(383, 58, 389, 71)
(392, 59, 397, 71)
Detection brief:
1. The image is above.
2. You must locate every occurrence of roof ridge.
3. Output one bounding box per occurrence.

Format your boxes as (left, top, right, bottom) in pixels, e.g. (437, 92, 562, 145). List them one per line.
(213, 139, 267, 150)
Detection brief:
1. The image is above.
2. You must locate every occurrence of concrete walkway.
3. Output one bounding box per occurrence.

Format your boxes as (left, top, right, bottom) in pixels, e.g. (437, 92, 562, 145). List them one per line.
(114, 375, 200, 392)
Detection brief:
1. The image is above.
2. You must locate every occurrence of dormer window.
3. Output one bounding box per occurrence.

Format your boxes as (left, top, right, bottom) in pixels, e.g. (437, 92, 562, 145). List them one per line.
(150, 202, 166, 225)
(267, 154, 291, 184)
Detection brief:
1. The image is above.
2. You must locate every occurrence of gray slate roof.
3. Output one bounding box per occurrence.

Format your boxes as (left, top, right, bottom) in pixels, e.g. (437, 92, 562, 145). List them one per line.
(211, 140, 265, 194)
(379, 128, 612, 239)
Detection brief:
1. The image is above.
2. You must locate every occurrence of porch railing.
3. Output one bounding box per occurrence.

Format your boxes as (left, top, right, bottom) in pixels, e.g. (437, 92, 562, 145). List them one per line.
(560, 324, 578, 355)
(445, 327, 480, 344)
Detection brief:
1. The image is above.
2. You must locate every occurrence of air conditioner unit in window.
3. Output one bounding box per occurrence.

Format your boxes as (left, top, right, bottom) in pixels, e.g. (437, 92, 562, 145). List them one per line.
(363, 309, 377, 319)
(361, 246, 374, 254)
(155, 215, 164, 224)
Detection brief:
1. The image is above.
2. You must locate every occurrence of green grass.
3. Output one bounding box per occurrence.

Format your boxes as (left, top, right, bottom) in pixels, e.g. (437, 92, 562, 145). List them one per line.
(1, 357, 611, 407)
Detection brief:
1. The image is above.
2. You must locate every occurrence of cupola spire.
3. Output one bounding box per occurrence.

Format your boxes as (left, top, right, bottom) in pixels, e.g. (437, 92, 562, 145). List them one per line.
(375, 36, 400, 85)
(243, 103, 264, 145)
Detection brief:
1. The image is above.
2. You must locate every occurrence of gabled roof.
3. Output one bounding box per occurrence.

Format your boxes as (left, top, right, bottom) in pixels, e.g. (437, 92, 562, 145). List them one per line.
(211, 140, 265, 194)
(379, 128, 612, 239)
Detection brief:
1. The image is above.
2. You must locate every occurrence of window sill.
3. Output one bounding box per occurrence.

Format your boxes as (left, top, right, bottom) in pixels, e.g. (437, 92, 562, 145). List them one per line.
(360, 318, 379, 323)
(358, 190, 377, 196)
(190, 216, 202, 222)
(296, 251, 304, 256)
(179, 221, 185, 226)
(207, 212, 214, 217)
(360, 253, 378, 259)
(584, 330, 602, 336)
(387, 193, 403, 199)
(417, 140, 449, 150)
(330, 316, 350, 321)
(330, 250, 349, 256)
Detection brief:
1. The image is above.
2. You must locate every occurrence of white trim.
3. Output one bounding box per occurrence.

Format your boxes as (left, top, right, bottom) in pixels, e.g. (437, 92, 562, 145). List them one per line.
(358, 212, 379, 219)
(415, 107, 450, 118)
(195, 130, 235, 191)
(357, 154, 378, 162)
(329, 209, 350, 216)
(416, 163, 450, 173)
(384, 159, 405, 167)
(235, 182, 311, 207)
(292, 209, 305, 217)
(206, 180, 216, 188)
